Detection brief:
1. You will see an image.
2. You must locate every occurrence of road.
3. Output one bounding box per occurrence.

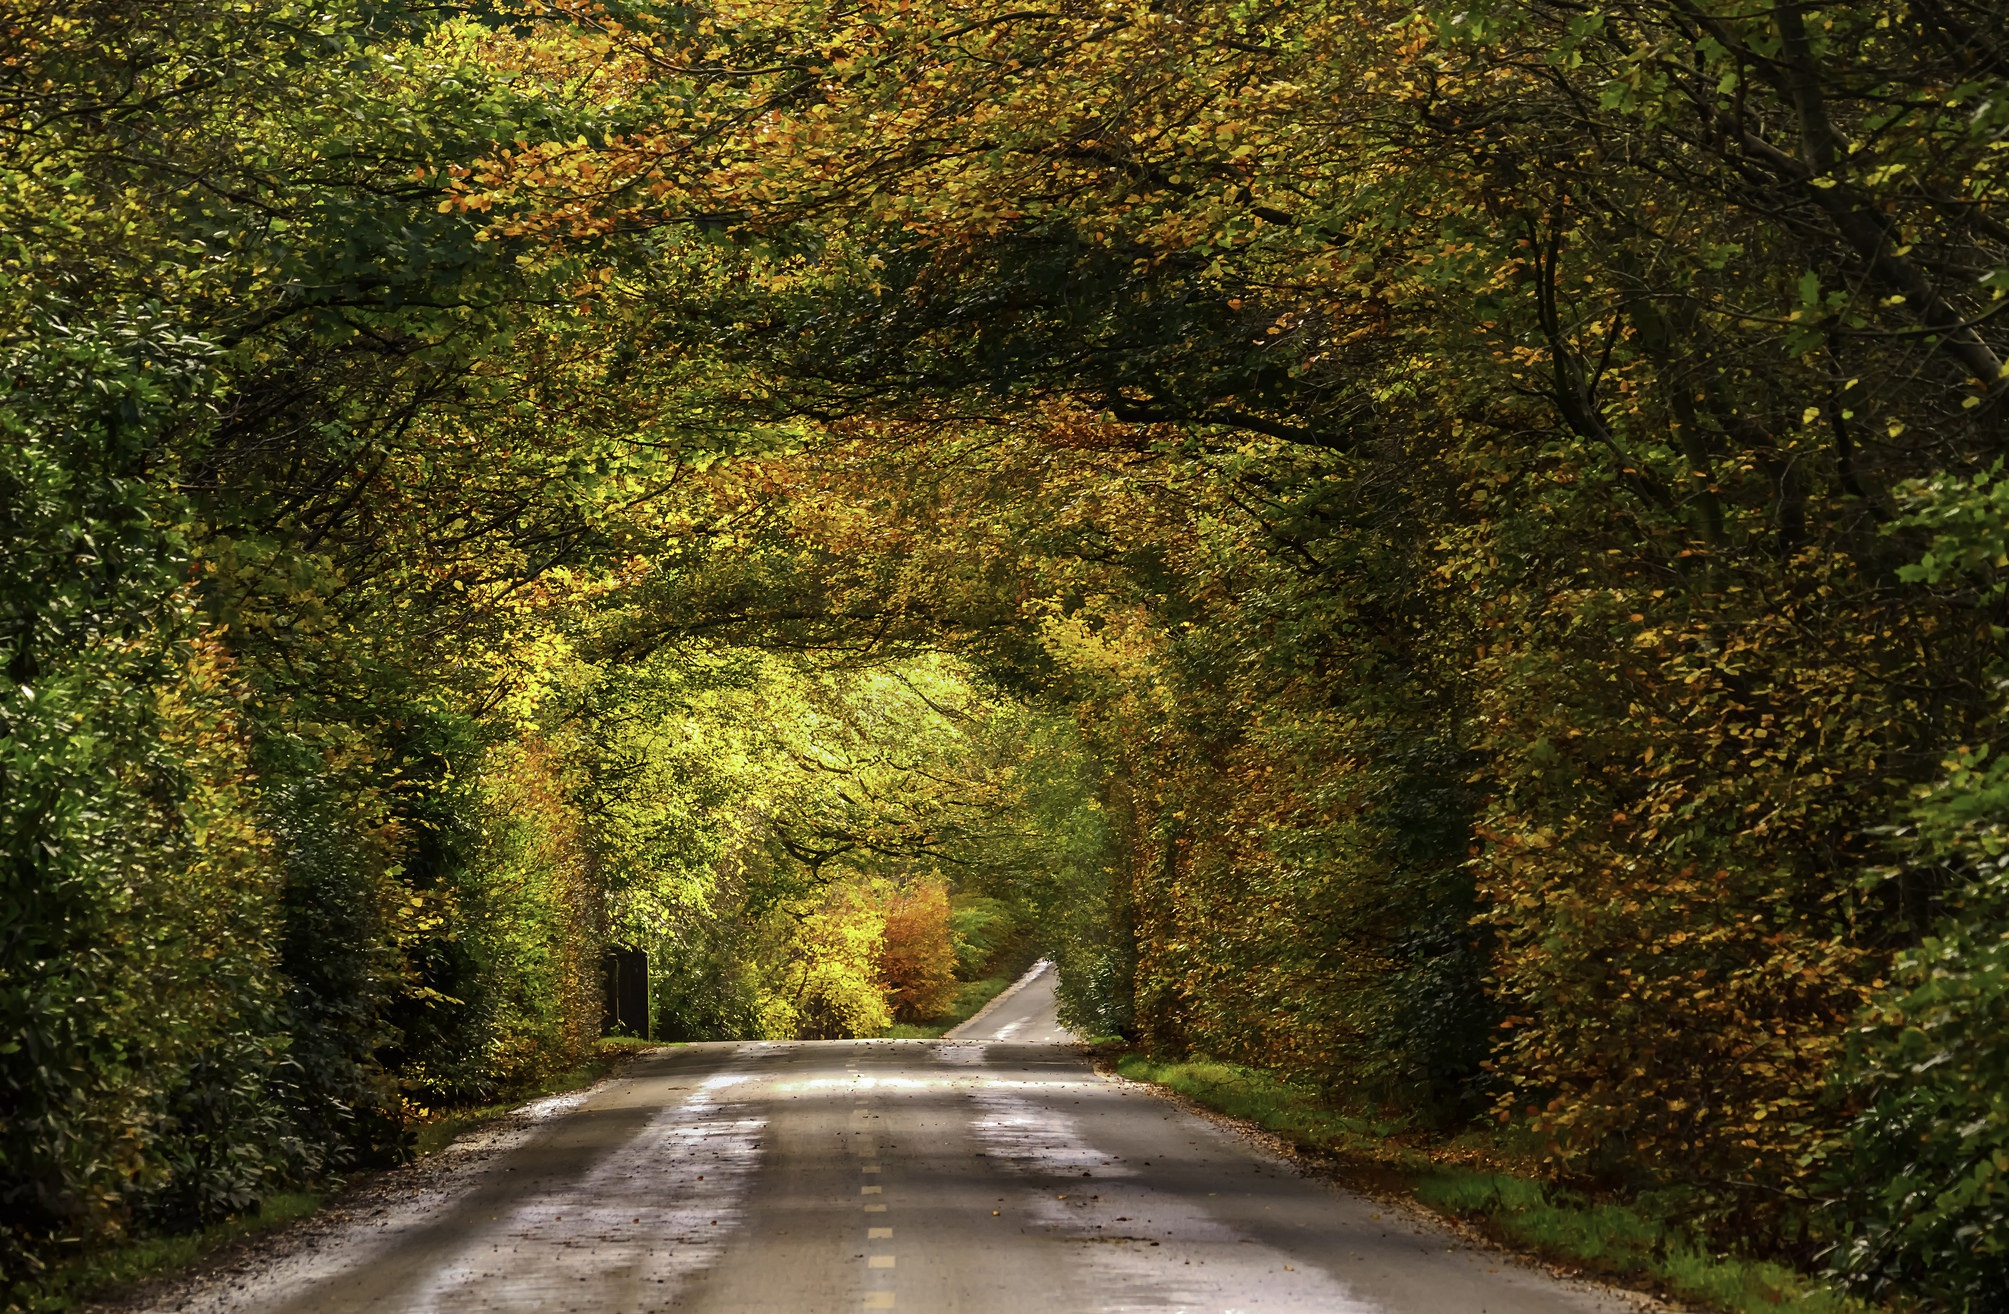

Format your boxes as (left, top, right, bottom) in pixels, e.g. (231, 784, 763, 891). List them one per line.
(148, 969, 1643, 1314)
(943, 959, 1075, 1043)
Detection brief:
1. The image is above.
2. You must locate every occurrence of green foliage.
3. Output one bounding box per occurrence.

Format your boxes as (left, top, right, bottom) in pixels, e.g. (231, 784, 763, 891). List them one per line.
(567, 645, 1113, 1043)
(0, 304, 287, 1266)
(1836, 743, 2009, 1308)
(1827, 471, 2009, 1307)
(948, 899, 1024, 978)
(0, 0, 679, 1279)
(1840, 930, 2009, 1309)
(1893, 464, 2009, 602)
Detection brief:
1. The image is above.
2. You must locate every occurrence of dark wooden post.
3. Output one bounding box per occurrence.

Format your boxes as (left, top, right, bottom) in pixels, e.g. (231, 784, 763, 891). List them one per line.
(602, 946, 649, 1038)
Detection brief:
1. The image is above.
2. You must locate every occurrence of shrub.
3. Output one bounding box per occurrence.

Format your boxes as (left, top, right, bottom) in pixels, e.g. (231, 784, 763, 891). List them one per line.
(878, 882, 960, 1023)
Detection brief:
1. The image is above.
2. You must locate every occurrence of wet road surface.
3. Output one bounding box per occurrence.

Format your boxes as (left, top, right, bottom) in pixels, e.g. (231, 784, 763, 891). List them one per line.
(148, 971, 1644, 1314)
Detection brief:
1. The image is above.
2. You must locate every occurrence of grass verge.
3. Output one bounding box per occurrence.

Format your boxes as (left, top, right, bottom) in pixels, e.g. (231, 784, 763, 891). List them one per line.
(881, 974, 1021, 1039)
(1113, 1054, 1866, 1314)
(5, 1193, 324, 1314)
(409, 1036, 649, 1155)
(10, 1039, 647, 1312)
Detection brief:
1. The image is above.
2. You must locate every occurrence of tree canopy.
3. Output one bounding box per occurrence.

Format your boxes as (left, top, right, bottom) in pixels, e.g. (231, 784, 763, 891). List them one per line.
(3, 0, 2007, 1306)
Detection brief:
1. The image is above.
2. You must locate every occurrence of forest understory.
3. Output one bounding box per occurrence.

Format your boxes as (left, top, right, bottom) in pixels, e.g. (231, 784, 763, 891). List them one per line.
(2, 0, 2007, 1308)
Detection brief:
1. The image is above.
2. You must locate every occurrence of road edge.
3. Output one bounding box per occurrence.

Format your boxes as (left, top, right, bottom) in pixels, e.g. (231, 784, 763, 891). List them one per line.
(1094, 1056, 1693, 1314)
(73, 1046, 653, 1314)
(941, 957, 1054, 1040)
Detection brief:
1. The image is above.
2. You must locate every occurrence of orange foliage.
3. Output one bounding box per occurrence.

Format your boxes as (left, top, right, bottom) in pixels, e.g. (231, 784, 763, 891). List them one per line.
(876, 881, 960, 1024)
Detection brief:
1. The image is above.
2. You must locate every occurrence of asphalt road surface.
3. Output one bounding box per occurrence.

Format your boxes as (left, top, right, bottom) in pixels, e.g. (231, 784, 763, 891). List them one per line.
(149, 969, 1642, 1314)
(943, 959, 1075, 1044)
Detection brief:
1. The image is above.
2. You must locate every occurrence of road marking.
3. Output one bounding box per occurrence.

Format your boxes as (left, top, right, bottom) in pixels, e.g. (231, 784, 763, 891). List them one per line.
(868, 1256, 895, 1269)
(864, 1204, 887, 1212)
(861, 1185, 883, 1195)
(864, 1295, 895, 1309)
(861, 1164, 881, 1173)
(869, 1227, 892, 1239)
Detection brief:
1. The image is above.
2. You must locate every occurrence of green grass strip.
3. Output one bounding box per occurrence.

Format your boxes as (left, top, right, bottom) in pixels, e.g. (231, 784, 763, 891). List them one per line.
(880, 974, 1020, 1039)
(1114, 1054, 1866, 1314)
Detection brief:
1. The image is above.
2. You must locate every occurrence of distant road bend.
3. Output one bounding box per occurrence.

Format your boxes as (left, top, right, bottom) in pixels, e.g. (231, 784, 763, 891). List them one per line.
(152, 964, 1638, 1314)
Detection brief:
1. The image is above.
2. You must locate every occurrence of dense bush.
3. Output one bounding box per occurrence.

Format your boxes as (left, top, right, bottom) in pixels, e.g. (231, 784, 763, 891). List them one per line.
(0, 307, 283, 1267)
(1832, 474, 2009, 1306)
(878, 882, 960, 1024)
(0, 0, 635, 1279)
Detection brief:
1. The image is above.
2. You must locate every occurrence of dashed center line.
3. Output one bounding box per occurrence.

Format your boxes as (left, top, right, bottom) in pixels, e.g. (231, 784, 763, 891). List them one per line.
(857, 1123, 894, 1314)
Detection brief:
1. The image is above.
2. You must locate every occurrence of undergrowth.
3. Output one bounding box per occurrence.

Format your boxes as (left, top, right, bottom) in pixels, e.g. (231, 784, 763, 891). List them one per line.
(409, 1040, 645, 1155)
(3, 1194, 323, 1314)
(8, 1041, 642, 1313)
